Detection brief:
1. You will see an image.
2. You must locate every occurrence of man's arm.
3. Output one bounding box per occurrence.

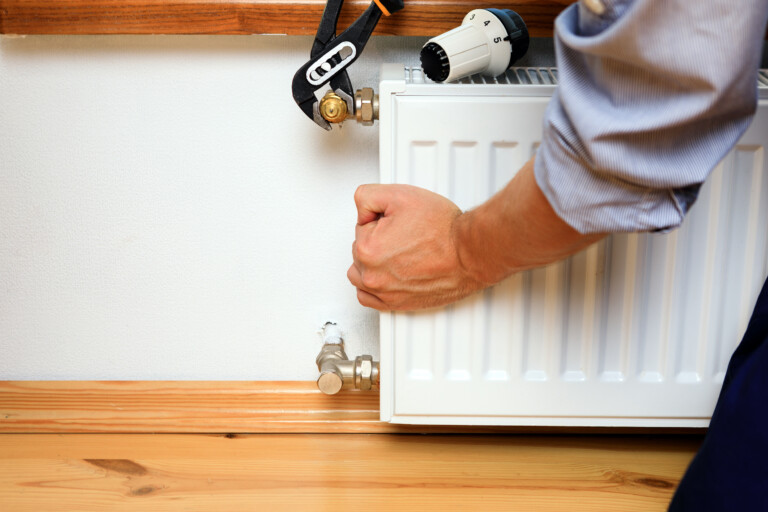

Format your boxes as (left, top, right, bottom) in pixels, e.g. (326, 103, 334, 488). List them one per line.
(347, 157, 604, 311)
(348, 0, 767, 312)
(536, 0, 766, 233)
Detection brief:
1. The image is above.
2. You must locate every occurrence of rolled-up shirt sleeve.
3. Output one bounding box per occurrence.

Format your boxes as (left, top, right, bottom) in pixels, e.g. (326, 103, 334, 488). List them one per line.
(535, 0, 768, 233)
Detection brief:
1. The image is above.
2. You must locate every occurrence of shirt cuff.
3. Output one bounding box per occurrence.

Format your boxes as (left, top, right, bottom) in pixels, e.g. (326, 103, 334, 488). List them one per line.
(534, 100, 686, 234)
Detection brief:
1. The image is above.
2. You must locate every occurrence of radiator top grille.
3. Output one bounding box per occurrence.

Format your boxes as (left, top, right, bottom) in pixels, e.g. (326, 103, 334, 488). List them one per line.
(406, 66, 559, 85)
(406, 67, 768, 89)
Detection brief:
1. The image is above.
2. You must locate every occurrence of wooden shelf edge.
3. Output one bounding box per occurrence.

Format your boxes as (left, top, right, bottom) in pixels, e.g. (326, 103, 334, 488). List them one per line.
(0, 0, 568, 36)
(0, 381, 706, 434)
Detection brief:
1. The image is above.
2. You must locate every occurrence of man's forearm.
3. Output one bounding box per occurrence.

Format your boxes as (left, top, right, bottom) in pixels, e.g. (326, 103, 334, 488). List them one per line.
(454, 156, 605, 285)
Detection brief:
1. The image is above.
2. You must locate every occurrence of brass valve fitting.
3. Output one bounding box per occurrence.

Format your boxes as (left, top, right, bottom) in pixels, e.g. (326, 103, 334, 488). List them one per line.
(318, 88, 378, 126)
(318, 91, 349, 123)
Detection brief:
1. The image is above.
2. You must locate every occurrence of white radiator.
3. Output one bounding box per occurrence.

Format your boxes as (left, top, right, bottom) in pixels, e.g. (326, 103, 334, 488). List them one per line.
(378, 64, 768, 427)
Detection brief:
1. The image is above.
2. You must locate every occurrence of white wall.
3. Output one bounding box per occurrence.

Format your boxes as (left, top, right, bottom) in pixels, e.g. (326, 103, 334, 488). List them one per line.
(0, 35, 424, 380)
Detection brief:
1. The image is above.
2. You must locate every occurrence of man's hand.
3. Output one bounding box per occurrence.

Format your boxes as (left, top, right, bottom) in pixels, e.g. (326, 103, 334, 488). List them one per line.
(347, 158, 605, 313)
(347, 184, 486, 311)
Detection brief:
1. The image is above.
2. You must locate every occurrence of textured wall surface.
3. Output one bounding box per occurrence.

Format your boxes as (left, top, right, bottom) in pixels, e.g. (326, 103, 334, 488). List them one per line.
(0, 35, 425, 379)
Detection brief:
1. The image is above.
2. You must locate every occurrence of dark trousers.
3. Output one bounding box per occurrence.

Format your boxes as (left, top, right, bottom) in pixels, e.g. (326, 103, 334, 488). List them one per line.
(669, 278, 768, 511)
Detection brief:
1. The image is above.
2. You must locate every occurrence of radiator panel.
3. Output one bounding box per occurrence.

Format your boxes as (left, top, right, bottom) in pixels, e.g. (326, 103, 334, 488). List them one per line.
(379, 66, 768, 426)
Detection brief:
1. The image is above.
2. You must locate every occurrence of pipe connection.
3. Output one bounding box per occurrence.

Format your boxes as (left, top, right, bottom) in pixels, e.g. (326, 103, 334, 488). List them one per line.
(316, 323, 379, 395)
(318, 88, 378, 126)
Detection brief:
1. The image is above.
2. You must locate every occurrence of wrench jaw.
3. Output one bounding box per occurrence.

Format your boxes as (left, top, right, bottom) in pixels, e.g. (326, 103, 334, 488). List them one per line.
(292, 58, 355, 131)
(312, 102, 333, 131)
(312, 87, 354, 131)
(291, 0, 397, 130)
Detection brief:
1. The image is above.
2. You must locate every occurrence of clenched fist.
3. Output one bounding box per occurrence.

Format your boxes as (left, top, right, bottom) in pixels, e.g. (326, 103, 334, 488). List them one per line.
(347, 158, 603, 312)
(347, 184, 485, 311)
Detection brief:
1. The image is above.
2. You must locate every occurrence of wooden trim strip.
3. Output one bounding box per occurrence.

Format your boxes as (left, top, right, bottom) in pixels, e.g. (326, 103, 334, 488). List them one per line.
(0, 381, 704, 434)
(0, 381, 388, 434)
(0, 0, 569, 36)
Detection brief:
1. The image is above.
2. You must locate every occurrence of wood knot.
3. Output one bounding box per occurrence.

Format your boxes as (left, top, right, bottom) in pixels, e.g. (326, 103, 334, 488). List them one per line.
(131, 485, 160, 496)
(635, 477, 675, 489)
(85, 459, 148, 476)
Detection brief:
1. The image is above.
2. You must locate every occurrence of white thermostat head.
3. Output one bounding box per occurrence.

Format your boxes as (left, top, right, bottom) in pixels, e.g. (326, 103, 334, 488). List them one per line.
(420, 9, 529, 83)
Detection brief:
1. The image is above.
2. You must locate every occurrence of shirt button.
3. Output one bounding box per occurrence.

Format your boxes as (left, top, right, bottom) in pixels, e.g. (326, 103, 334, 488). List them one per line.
(583, 0, 606, 16)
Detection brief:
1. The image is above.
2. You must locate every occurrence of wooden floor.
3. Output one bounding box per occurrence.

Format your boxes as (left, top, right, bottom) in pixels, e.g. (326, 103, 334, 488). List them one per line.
(0, 433, 701, 511)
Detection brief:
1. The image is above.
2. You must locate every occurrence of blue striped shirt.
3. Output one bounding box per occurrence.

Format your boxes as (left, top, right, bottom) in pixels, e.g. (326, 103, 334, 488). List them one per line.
(534, 0, 768, 233)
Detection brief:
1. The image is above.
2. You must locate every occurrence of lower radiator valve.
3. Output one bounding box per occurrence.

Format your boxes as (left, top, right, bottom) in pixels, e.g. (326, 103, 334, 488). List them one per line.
(316, 323, 380, 395)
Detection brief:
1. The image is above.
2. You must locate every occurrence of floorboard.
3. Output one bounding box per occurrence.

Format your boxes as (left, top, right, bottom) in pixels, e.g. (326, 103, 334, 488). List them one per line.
(0, 434, 701, 511)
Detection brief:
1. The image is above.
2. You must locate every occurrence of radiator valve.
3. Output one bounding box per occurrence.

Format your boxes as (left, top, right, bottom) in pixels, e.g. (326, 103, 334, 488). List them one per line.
(420, 9, 529, 83)
(318, 91, 349, 123)
(316, 323, 380, 395)
(318, 88, 379, 127)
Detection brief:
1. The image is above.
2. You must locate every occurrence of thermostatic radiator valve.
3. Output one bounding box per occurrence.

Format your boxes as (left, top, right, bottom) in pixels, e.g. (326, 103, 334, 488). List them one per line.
(420, 8, 529, 83)
(316, 323, 380, 395)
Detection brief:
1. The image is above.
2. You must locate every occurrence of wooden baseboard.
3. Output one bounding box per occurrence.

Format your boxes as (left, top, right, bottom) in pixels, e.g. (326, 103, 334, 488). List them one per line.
(0, 381, 706, 434)
(0, 381, 381, 434)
